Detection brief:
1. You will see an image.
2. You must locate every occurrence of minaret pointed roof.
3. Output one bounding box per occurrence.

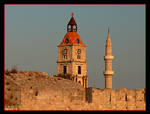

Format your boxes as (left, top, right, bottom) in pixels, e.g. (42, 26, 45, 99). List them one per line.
(107, 27, 111, 40)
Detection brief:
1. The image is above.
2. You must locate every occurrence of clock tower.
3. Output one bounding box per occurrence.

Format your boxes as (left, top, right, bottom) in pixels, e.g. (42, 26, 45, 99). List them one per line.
(57, 13, 88, 88)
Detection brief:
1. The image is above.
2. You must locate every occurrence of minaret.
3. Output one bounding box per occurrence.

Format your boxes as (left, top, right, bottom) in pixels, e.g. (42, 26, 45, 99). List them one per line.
(104, 28, 114, 89)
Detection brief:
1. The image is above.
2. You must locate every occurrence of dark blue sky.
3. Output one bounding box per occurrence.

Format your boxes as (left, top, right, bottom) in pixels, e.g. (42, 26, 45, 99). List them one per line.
(5, 5, 145, 89)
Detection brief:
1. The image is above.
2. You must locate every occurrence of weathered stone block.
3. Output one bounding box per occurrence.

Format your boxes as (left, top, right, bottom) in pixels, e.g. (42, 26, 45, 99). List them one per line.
(135, 89, 145, 101)
(116, 88, 128, 101)
(136, 101, 146, 110)
(126, 101, 136, 110)
(116, 101, 127, 110)
(127, 89, 136, 102)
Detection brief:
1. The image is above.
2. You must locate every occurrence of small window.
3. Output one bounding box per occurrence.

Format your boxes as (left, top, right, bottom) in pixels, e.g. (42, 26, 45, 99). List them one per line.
(78, 66, 81, 74)
(65, 38, 69, 43)
(77, 49, 81, 54)
(68, 25, 71, 31)
(77, 55, 81, 59)
(62, 49, 67, 55)
(64, 66, 67, 74)
(76, 39, 79, 43)
(73, 25, 77, 31)
(64, 49, 67, 54)
(64, 55, 67, 59)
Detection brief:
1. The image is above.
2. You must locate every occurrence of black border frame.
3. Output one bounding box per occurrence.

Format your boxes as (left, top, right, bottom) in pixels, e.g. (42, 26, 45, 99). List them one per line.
(0, 0, 149, 112)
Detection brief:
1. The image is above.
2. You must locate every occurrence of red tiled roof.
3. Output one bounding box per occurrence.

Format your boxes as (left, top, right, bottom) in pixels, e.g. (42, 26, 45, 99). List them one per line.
(58, 32, 86, 47)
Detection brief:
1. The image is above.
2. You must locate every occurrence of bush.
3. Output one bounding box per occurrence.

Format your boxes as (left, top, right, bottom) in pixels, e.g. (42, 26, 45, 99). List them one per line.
(5, 69, 10, 75)
(10, 66, 18, 74)
(57, 73, 72, 79)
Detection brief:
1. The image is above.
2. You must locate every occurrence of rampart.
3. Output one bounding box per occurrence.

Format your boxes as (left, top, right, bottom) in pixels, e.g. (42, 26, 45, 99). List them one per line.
(5, 71, 145, 110)
(85, 87, 145, 110)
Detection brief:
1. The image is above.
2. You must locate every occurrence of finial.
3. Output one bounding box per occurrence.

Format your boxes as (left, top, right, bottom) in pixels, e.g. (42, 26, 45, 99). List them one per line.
(71, 12, 74, 17)
(107, 26, 110, 40)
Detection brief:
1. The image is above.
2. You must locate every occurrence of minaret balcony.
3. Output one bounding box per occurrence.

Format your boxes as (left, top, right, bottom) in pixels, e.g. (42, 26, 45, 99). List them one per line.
(104, 70, 114, 75)
(104, 55, 114, 60)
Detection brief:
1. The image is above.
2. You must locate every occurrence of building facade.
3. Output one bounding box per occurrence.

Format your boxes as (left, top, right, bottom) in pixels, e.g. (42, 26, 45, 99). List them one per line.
(57, 13, 88, 88)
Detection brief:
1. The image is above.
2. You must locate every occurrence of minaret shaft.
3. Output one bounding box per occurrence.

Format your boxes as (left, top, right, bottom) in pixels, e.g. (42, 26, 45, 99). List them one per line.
(104, 28, 114, 89)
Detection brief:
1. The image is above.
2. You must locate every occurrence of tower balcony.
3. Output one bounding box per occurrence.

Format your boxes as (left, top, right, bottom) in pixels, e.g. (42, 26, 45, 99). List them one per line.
(103, 70, 114, 75)
(104, 55, 114, 60)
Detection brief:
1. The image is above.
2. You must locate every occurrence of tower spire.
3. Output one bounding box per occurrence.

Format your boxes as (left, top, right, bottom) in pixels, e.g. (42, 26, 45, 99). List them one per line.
(67, 12, 77, 32)
(107, 27, 111, 40)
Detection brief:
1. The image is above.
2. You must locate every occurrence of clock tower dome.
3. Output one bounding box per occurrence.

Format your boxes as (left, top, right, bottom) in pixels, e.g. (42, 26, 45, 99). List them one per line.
(57, 13, 88, 88)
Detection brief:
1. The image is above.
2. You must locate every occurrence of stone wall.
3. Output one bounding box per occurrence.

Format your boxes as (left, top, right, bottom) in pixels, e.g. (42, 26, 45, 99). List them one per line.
(5, 72, 145, 110)
(86, 88, 146, 110)
(5, 87, 145, 110)
(5, 88, 86, 110)
(5, 77, 21, 106)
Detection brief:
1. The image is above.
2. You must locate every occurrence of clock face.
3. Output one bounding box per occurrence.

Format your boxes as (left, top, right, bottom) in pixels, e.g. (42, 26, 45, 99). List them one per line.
(65, 38, 69, 43)
(77, 49, 81, 54)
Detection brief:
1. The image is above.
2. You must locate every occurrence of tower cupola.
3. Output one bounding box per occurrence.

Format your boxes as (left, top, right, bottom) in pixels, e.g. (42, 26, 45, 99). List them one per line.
(67, 12, 77, 32)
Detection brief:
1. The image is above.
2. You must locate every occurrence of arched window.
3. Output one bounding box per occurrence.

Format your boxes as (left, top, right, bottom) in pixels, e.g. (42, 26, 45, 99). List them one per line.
(73, 25, 77, 32)
(68, 25, 71, 32)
